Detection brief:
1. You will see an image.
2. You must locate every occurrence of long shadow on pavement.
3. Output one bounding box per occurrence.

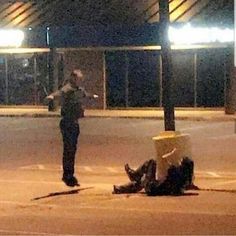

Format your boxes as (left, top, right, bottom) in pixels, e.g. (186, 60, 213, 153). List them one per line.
(31, 187, 94, 201)
(199, 188, 236, 194)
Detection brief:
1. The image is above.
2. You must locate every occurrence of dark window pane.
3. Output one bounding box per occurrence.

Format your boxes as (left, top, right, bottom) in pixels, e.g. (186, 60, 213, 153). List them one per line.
(197, 50, 225, 107)
(172, 53, 194, 107)
(128, 51, 160, 107)
(106, 51, 127, 107)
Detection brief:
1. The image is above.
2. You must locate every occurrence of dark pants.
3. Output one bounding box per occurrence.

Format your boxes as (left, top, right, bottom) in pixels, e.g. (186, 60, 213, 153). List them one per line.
(60, 118, 80, 179)
(116, 159, 157, 194)
(134, 159, 157, 185)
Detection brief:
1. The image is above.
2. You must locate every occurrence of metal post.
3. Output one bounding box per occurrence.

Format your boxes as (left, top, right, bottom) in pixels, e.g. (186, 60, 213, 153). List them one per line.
(102, 52, 107, 110)
(48, 48, 58, 111)
(159, 0, 175, 131)
(125, 52, 129, 108)
(193, 52, 198, 107)
(33, 54, 37, 105)
(225, 50, 236, 114)
(159, 54, 163, 107)
(48, 49, 54, 93)
(223, 52, 227, 107)
(58, 53, 65, 86)
(48, 48, 54, 111)
(4, 56, 8, 105)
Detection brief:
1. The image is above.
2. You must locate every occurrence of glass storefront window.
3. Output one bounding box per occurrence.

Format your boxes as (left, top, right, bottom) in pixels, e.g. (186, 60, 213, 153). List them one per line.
(0, 53, 49, 105)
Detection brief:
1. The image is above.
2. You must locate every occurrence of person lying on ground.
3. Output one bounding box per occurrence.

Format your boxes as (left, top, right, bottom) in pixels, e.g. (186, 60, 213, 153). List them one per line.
(113, 148, 199, 196)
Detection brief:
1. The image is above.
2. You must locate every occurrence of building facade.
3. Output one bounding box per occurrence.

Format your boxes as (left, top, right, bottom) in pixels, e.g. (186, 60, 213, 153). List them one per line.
(0, 0, 234, 111)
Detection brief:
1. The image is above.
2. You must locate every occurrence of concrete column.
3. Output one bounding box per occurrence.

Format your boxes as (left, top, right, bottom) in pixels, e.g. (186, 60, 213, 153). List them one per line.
(4, 56, 8, 105)
(154, 1, 191, 177)
(102, 52, 107, 110)
(33, 54, 38, 105)
(159, 0, 175, 131)
(159, 54, 163, 107)
(125, 52, 129, 108)
(58, 53, 65, 86)
(48, 48, 59, 111)
(225, 50, 236, 114)
(193, 53, 198, 107)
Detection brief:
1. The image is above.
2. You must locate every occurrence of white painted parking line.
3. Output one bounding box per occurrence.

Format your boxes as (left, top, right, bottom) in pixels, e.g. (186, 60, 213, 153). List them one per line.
(20, 165, 39, 170)
(17, 165, 235, 178)
(106, 167, 118, 173)
(215, 171, 236, 176)
(180, 125, 208, 131)
(195, 171, 224, 178)
(0, 229, 76, 236)
(38, 165, 45, 170)
(210, 134, 236, 140)
(213, 180, 236, 186)
(0, 229, 49, 235)
(0, 179, 62, 185)
(84, 166, 93, 172)
(207, 172, 221, 177)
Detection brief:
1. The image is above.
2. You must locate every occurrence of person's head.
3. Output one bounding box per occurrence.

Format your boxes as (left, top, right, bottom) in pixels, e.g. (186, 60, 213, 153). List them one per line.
(69, 69, 84, 88)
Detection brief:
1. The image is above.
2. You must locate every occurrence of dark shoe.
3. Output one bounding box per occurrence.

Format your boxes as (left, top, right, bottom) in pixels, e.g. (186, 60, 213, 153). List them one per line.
(112, 182, 143, 194)
(112, 185, 122, 194)
(124, 164, 141, 182)
(62, 176, 80, 187)
(185, 183, 200, 190)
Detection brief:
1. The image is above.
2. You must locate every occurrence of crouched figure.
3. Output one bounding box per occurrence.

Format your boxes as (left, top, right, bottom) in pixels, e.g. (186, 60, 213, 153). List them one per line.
(113, 155, 197, 196)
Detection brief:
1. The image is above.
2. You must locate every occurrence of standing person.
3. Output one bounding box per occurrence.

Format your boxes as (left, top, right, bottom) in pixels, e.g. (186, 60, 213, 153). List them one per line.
(46, 69, 98, 187)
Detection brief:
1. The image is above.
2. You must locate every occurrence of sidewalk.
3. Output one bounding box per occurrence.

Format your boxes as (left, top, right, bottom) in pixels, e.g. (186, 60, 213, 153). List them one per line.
(0, 106, 235, 121)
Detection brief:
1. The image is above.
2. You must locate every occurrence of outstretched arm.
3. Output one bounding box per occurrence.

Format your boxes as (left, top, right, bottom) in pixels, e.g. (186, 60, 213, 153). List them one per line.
(46, 90, 62, 100)
(80, 87, 99, 99)
(45, 83, 72, 100)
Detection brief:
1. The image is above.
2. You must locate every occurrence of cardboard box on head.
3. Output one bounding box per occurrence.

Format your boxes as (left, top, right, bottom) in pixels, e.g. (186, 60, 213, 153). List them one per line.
(152, 131, 192, 181)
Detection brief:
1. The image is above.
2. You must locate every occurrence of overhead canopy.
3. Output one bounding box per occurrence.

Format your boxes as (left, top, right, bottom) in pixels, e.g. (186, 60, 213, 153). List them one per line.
(0, 0, 233, 28)
(145, 0, 233, 26)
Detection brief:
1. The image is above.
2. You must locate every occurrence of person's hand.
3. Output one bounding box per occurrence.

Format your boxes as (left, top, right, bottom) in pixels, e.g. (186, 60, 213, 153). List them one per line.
(46, 95, 54, 100)
(93, 94, 99, 99)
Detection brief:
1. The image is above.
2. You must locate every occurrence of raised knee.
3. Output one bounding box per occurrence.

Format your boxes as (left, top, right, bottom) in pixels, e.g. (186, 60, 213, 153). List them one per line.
(149, 159, 156, 165)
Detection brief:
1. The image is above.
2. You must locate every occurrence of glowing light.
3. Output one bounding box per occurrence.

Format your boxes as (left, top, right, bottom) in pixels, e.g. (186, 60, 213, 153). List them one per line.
(169, 24, 234, 45)
(0, 29, 24, 47)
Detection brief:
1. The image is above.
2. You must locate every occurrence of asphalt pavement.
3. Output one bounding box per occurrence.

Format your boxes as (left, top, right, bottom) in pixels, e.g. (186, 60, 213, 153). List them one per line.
(0, 110, 235, 235)
(0, 165, 236, 235)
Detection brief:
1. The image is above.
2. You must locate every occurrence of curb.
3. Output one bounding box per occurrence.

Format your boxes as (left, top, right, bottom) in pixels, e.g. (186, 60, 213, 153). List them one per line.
(0, 113, 60, 118)
(0, 113, 235, 121)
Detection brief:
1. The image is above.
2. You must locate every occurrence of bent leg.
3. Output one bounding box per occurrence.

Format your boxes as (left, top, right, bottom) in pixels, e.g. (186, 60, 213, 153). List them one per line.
(136, 159, 156, 176)
(141, 159, 157, 188)
(113, 182, 143, 194)
(125, 159, 157, 182)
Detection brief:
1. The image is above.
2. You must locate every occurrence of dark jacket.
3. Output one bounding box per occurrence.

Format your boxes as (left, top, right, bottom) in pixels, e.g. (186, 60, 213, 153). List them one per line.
(145, 157, 194, 196)
(51, 83, 93, 121)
